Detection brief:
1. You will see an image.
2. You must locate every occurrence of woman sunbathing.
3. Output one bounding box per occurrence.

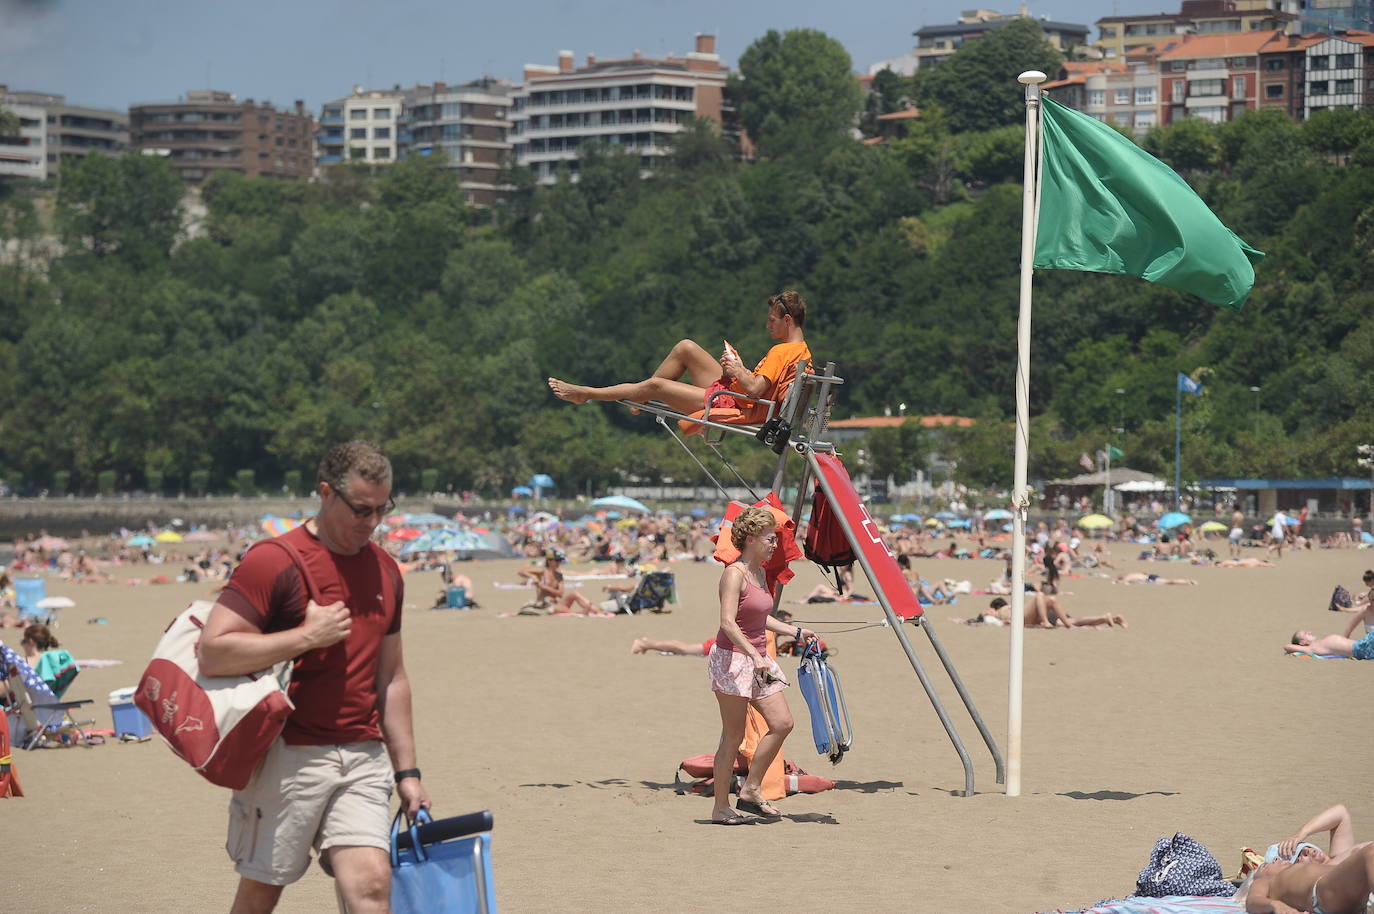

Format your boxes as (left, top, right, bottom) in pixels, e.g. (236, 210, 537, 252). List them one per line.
(1243, 843, 1374, 913)
(548, 291, 810, 416)
(1113, 572, 1198, 585)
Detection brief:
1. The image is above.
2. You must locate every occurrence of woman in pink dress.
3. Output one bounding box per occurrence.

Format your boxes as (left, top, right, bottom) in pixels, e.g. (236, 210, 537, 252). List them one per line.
(707, 506, 816, 824)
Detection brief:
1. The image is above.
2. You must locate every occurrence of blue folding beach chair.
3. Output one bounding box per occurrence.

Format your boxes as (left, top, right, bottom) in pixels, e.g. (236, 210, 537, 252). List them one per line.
(797, 640, 853, 765)
(615, 572, 676, 615)
(388, 808, 496, 914)
(14, 578, 49, 623)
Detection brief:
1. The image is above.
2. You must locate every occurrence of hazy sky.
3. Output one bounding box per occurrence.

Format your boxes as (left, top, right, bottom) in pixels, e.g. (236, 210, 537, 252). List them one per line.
(3, 0, 1153, 112)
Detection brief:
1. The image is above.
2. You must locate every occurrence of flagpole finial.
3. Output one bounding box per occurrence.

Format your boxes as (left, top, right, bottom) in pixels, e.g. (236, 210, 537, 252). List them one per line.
(1018, 70, 1047, 85)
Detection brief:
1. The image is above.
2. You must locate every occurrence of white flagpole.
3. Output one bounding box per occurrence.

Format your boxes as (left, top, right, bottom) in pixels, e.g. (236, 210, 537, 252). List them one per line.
(1007, 69, 1046, 798)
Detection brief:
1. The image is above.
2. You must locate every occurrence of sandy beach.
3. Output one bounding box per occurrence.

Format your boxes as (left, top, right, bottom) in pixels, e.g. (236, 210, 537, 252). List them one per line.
(4, 541, 1369, 913)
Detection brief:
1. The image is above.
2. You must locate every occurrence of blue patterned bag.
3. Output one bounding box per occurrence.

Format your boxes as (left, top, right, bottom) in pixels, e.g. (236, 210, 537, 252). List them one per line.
(1135, 833, 1235, 897)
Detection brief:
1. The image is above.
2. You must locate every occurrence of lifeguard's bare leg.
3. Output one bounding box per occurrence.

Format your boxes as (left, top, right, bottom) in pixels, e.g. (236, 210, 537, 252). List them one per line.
(650, 339, 723, 387)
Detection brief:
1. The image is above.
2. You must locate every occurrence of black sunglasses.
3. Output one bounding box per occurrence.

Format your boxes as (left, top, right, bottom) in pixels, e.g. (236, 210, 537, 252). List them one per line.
(770, 296, 792, 322)
(326, 481, 394, 520)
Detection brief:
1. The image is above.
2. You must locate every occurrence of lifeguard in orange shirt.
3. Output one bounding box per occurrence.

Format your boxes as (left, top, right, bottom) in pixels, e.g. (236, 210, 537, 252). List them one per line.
(548, 290, 811, 420)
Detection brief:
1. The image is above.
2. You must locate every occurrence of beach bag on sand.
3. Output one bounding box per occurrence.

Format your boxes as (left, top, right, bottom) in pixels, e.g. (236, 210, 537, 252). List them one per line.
(134, 539, 318, 790)
(1330, 585, 1354, 612)
(1135, 833, 1234, 897)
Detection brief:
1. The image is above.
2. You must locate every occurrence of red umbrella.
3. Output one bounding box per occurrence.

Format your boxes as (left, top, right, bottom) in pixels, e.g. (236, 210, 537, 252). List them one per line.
(386, 528, 422, 541)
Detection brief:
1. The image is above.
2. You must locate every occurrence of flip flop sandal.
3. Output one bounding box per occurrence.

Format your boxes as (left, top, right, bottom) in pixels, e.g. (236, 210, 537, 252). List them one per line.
(736, 798, 781, 818)
(710, 809, 752, 826)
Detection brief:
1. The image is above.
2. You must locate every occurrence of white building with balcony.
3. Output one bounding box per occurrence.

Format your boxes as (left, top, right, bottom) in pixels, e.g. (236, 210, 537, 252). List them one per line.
(1303, 34, 1369, 117)
(0, 94, 48, 180)
(317, 87, 406, 167)
(510, 34, 728, 184)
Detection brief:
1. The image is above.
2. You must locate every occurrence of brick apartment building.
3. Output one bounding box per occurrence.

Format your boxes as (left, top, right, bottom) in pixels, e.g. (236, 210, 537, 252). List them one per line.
(130, 90, 314, 184)
(510, 33, 729, 184)
(405, 78, 515, 206)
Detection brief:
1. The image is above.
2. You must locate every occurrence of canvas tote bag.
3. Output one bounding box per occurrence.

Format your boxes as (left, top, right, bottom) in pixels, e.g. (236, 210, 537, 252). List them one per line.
(135, 537, 320, 789)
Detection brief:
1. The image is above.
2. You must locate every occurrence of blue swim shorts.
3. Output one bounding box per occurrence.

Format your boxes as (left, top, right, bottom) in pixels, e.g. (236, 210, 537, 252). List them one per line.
(1352, 630, 1374, 661)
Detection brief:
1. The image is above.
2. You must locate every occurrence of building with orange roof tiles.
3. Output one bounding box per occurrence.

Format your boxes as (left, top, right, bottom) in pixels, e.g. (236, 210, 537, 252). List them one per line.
(1158, 30, 1284, 123)
(1044, 58, 1163, 136)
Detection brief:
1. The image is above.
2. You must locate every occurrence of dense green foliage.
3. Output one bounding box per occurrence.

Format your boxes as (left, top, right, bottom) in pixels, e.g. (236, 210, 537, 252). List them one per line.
(0, 24, 1371, 497)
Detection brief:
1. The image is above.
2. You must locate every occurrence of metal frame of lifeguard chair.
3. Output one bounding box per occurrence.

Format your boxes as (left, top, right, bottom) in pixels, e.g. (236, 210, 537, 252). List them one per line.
(620, 362, 1005, 796)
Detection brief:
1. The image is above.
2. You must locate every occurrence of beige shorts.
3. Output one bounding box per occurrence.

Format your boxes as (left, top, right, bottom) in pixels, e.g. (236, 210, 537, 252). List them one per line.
(227, 738, 393, 885)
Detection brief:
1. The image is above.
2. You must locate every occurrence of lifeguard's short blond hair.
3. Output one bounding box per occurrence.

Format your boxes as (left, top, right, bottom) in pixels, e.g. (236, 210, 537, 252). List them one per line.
(730, 506, 777, 552)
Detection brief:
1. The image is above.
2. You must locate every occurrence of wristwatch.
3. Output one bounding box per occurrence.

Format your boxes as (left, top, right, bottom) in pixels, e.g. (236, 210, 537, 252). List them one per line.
(394, 768, 421, 783)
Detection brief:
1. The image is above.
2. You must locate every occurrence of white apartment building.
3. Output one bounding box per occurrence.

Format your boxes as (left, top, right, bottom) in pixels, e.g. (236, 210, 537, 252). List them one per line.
(510, 34, 729, 184)
(317, 87, 406, 166)
(0, 95, 49, 180)
(1303, 34, 1369, 117)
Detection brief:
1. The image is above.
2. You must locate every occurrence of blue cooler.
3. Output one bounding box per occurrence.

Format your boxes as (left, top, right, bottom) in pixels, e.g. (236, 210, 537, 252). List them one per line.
(109, 687, 154, 738)
(443, 585, 468, 609)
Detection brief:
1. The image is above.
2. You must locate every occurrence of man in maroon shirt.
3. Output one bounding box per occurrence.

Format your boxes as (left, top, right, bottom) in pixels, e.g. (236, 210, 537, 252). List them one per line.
(200, 441, 429, 914)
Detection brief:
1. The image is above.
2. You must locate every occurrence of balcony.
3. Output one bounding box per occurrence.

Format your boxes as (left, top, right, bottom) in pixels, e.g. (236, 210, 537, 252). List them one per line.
(317, 154, 343, 164)
(319, 115, 344, 125)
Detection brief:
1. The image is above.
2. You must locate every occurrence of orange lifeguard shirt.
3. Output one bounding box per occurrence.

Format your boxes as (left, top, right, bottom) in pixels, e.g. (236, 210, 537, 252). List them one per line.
(732, 340, 811, 422)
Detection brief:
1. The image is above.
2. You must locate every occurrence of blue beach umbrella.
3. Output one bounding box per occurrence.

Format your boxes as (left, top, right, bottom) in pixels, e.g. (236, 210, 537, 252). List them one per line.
(1157, 512, 1191, 530)
(126, 535, 156, 547)
(511, 486, 534, 497)
(591, 495, 651, 514)
(984, 508, 1014, 521)
(529, 474, 555, 490)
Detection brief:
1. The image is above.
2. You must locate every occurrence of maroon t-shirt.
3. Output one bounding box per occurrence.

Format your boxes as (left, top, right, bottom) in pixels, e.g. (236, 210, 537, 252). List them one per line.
(218, 524, 403, 745)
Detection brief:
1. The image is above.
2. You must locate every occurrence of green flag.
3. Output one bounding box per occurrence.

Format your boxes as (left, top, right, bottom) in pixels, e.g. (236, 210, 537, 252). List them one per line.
(1033, 96, 1264, 310)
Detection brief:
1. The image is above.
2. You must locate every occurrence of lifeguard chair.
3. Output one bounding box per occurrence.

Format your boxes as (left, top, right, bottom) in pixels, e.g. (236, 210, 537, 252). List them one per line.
(618, 362, 1004, 796)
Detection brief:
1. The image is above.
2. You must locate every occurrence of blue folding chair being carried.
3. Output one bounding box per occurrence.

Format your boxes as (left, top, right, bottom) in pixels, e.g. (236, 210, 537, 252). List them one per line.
(798, 640, 853, 765)
(388, 808, 496, 914)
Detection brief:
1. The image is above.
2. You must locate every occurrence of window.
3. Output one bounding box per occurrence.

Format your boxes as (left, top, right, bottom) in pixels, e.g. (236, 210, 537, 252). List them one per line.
(372, 107, 391, 119)
(1171, 60, 1187, 71)
(442, 124, 461, 140)
(1336, 53, 1355, 69)
(1191, 106, 1226, 123)
(1134, 110, 1157, 127)
(442, 102, 461, 118)
(350, 127, 367, 139)
(1173, 79, 1186, 98)
(1335, 79, 1355, 94)
(1266, 83, 1284, 98)
(1088, 89, 1105, 106)
(1191, 78, 1224, 96)
(374, 146, 391, 158)
(1100, 26, 1117, 36)
(350, 109, 366, 120)
(1233, 77, 1246, 96)
(373, 126, 391, 139)
(349, 147, 365, 159)
(1114, 112, 1131, 125)
(1115, 89, 1131, 105)
(1310, 55, 1329, 71)
(1266, 58, 1285, 72)
(1310, 80, 1329, 95)
(1135, 87, 1156, 104)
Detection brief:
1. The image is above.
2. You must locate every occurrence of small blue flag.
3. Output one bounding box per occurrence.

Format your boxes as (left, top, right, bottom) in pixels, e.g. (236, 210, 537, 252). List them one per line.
(1177, 372, 1203, 396)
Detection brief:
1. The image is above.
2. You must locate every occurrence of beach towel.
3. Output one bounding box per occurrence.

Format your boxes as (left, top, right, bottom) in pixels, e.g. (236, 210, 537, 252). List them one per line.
(1058, 897, 1243, 914)
(35, 649, 79, 698)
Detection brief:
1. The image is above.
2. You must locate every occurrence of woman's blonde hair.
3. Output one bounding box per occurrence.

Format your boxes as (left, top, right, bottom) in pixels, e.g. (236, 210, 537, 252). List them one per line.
(731, 506, 777, 552)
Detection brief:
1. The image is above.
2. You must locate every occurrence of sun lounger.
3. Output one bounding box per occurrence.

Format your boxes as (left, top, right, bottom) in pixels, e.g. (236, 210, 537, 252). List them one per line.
(607, 572, 676, 615)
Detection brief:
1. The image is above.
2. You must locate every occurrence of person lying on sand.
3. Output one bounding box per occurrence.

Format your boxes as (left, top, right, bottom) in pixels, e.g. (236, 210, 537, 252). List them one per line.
(1266, 804, 1372, 868)
(548, 292, 810, 417)
(632, 637, 714, 656)
(1285, 628, 1374, 659)
(1114, 572, 1198, 585)
(1242, 843, 1374, 914)
(1216, 557, 1276, 568)
(958, 596, 1127, 629)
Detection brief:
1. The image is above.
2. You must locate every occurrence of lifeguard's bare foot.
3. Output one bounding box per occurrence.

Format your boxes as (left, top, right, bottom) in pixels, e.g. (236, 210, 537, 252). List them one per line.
(548, 378, 590, 404)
